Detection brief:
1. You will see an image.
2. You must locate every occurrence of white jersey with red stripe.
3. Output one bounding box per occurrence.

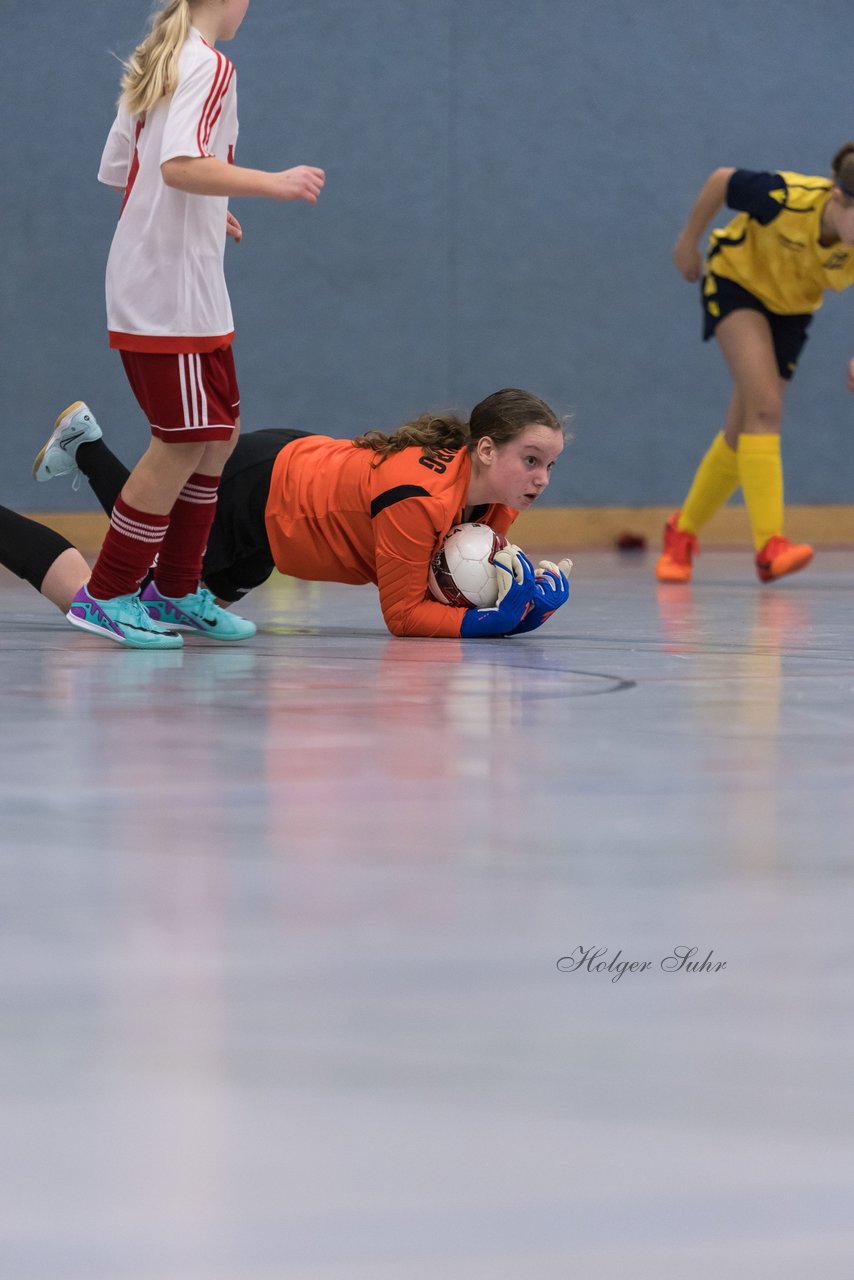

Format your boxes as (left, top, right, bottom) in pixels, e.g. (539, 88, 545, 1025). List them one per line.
(98, 27, 238, 354)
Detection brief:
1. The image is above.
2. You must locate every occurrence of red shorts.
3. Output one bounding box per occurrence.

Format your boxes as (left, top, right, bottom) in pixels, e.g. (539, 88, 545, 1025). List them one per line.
(120, 346, 240, 443)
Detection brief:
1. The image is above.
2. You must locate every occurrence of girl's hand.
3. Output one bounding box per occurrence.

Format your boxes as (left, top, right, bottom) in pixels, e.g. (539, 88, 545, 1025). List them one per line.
(226, 211, 243, 243)
(673, 235, 703, 283)
(847, 355, 854, 394)
(459, 547, 537, 637)
(268, 165, 326, 204)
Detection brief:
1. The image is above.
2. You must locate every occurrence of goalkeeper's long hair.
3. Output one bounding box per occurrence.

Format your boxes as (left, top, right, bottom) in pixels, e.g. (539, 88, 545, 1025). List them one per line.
(354, 388, 564, 463)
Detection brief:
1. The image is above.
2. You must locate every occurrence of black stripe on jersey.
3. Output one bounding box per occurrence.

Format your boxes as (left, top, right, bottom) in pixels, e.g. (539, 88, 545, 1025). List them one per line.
(708, 231, 747, 262)
(774, 180, 828, 215)
(468, 504, 489, 521)
(371, 485, 431, 517)
(778, 203, 825, 216)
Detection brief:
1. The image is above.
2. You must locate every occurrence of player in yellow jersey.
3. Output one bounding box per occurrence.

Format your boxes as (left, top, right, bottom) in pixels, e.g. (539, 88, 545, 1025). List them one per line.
(658, 143, 854, 584)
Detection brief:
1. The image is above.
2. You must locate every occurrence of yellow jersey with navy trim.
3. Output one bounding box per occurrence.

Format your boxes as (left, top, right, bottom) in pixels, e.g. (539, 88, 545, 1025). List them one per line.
(706, 170, 854, 314)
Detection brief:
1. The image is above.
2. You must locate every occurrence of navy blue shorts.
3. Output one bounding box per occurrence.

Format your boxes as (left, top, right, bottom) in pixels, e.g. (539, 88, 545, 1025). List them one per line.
(701, 273, 812, 381)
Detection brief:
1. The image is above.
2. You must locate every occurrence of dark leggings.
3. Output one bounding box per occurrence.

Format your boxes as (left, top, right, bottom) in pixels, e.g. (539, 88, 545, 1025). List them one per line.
(76, 429, 308, 602)
(1, 430, 306, 603)
(0, 505, 75, 592)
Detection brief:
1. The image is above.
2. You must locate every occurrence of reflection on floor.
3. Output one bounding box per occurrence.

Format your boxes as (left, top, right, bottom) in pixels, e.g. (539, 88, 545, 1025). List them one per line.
(2, 550, 854, 1280)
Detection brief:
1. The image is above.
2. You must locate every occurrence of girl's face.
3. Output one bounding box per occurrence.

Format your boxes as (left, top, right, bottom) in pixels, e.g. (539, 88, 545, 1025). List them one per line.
(474, 424, 564, 510)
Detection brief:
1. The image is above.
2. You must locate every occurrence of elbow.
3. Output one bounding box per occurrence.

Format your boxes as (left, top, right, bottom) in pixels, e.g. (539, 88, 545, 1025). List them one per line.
(160, 159, 185, 189)
(382, 609, 457, 639)
(382, 607, 423, 638)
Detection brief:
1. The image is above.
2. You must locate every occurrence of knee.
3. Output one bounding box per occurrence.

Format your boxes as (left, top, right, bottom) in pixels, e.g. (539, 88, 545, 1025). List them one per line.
(201, 432, 238, 476)
(747, 397, 783, 434)
(149, 438, 207, 467)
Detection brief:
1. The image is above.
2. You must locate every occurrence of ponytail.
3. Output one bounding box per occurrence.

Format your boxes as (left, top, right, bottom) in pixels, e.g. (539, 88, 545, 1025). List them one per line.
(120, 0, 193, 116)
(353, 413, 470, 461)
(354, 388, 563, 463)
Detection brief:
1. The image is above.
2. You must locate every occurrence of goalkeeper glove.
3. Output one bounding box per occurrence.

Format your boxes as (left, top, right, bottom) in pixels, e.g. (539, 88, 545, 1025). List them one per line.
(459, 545, 536, 637)
(507, 558, 572, 635)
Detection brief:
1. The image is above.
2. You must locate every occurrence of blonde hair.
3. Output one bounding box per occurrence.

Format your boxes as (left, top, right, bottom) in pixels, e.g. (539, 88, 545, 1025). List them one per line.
(353, 388, 564, 462)
(120, 0, 193, 116)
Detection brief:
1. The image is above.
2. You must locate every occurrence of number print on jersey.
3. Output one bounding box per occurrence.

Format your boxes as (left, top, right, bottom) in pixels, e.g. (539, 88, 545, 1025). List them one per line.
(418, 447, 458, 474)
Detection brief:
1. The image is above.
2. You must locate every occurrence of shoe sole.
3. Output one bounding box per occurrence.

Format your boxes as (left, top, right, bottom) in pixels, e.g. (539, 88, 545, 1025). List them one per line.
(142, 602, 256, 641)
(146, 615, 256, 641)
(32, 400, 87, 480)
(656, 559, 692, 584)
(66, 610, 184, 649)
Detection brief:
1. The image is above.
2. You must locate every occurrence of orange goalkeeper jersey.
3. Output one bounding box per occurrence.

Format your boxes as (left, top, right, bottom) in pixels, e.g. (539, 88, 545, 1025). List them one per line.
(264, 437, 517, 636)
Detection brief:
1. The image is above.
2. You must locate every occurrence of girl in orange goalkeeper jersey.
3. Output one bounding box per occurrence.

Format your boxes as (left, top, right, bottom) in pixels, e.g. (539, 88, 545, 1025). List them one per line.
(10, 388, 571, 641)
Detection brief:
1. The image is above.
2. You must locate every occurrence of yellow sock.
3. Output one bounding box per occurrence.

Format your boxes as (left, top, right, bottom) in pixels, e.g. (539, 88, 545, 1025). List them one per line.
(737, 433, 783, 550)
(677, 433, 740, 534)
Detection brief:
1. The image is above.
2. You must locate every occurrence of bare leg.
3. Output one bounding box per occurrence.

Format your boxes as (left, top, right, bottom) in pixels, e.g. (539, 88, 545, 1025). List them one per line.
(715, 310, 789, 442)
(720, 386, 745, 449)
(197, 420, 241, 480)
(121, 438, 208, 513)
(40, 548, 90, 613)
(715, 309, 793, 554)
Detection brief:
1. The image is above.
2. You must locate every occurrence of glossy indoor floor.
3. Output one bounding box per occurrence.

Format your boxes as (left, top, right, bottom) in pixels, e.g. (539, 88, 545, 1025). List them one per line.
(2, 549, 854, 1280)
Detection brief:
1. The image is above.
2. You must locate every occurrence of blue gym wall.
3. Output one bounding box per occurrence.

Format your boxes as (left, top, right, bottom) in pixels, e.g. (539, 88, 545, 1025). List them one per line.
(2, 0, 853, 512)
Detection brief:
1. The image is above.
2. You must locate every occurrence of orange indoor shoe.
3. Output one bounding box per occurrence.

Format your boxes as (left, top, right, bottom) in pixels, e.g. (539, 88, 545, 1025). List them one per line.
(754, 535, 814, 583)
(656, 512, 698, 583)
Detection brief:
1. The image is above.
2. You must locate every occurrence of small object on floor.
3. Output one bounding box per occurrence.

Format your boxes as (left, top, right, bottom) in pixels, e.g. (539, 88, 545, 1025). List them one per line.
(615, 531, 647, 552)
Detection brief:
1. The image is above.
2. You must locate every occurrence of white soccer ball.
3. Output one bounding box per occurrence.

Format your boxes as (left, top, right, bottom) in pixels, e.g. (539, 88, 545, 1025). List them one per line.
(428, 522, 508, 609)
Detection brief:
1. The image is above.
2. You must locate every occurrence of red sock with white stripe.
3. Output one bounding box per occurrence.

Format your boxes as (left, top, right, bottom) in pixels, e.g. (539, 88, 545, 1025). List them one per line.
(87, 497, 170, 600)
(154, 473, 220, 599)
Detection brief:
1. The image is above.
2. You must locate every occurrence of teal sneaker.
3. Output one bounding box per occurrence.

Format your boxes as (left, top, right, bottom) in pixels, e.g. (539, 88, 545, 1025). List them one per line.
(141, 583, 257, 642)
(66, 585, 183, 649)
(33, 401, 103, 485)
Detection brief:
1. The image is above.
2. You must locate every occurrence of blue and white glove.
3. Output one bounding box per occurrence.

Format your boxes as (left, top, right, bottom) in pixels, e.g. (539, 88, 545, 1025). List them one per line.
(459, 545, 537, 637)
(507, 558, 572, 635)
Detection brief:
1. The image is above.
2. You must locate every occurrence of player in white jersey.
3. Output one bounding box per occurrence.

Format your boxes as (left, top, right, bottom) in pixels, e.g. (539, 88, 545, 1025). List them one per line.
(99, 25, 239, 353)
(65, 0, 325, 648)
